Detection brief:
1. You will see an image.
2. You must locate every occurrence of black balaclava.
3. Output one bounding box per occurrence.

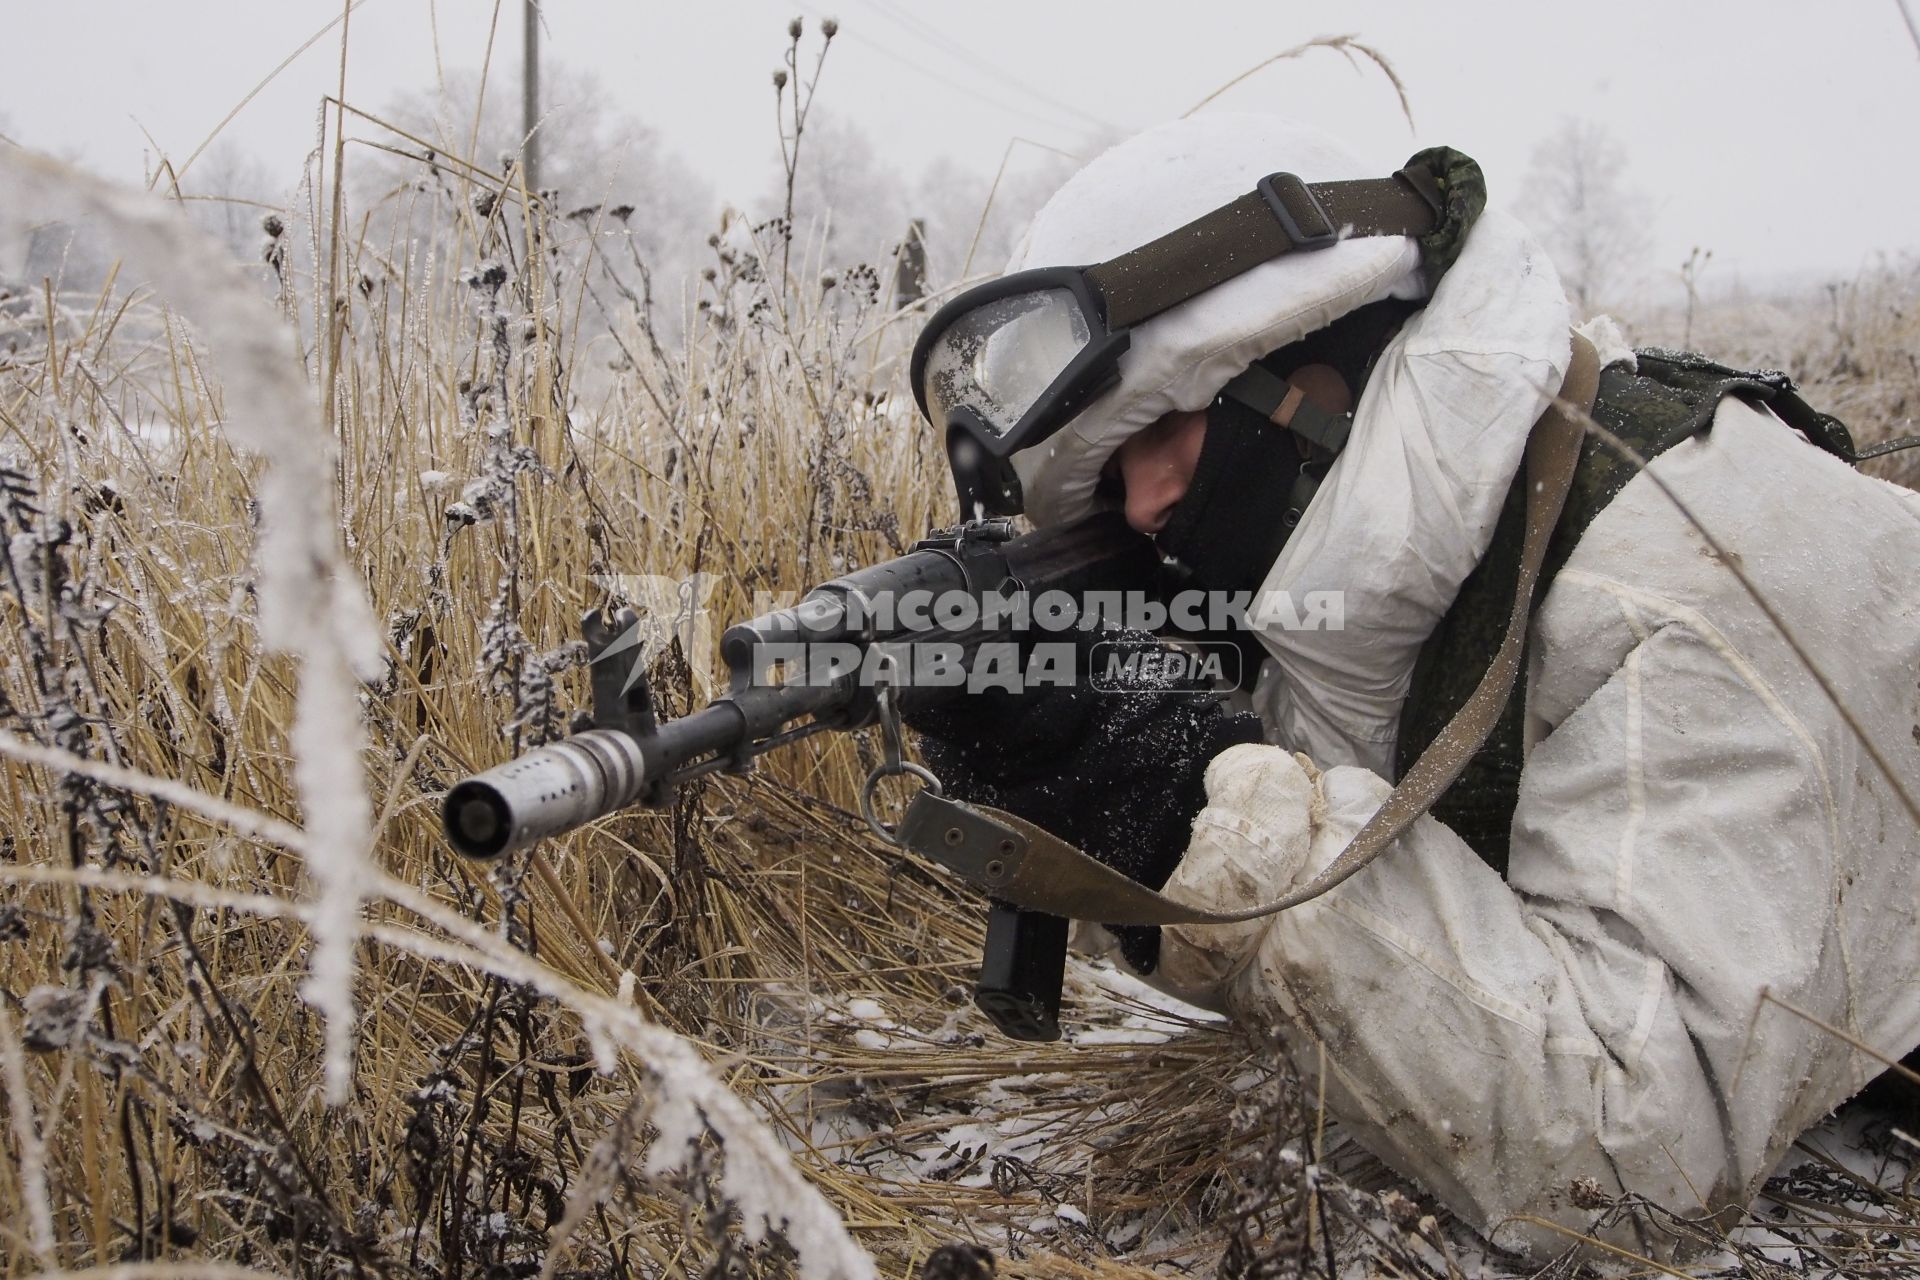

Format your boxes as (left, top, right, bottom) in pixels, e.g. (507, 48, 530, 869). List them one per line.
(1154, 296, 1423, 596)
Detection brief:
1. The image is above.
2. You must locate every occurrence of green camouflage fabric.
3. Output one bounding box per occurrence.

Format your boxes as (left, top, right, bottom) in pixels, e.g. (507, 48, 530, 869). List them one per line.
(1394, 349, 1858, 874)
(1405, 146, 1487, 293)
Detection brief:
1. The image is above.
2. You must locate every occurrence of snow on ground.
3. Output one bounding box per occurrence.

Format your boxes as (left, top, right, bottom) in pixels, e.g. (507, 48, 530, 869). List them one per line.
(758, 958, 1915, 1276)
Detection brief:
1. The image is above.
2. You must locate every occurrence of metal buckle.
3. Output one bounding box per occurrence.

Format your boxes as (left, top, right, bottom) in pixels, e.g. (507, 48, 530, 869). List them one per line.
(1257, 172, 1339, 251)
(858, 650, 942, 844)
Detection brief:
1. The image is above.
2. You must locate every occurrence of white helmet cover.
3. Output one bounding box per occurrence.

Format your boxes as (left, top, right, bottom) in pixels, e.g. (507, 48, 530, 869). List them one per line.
(1007, 114, 1428, 527)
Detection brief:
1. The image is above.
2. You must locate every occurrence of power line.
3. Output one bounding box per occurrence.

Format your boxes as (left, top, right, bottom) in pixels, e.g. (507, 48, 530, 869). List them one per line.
(854, 0, 1118, 136)
(787, 0, 1101, 148)
(1896, 0, 1920, 60)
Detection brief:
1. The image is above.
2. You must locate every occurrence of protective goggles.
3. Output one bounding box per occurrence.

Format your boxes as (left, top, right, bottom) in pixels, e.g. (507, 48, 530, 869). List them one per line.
(910, 168, 1442, 516)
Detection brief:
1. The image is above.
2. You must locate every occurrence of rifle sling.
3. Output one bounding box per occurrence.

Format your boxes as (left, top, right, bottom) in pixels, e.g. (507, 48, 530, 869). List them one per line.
(900, 332, 1601, 926)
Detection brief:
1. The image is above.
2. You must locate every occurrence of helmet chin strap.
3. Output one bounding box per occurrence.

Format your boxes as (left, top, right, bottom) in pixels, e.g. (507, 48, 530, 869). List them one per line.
(1219, 360, 1355, 454)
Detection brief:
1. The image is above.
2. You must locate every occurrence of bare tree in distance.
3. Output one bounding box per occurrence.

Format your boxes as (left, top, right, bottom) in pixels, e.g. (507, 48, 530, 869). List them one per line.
(369, 66, 716, 303)
(367, 54, 1079, 342)
(758, 16, 1088, 305)
(915, 142, 1093, 285)
(181, 141, 280, 257)
(765, 111, 913, 278)
(761, 113, 1085, 306)
(1514, 118, 1654, 318)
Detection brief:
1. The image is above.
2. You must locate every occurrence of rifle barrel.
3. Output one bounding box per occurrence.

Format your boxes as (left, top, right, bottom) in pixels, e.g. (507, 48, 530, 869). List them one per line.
(442, 513, 1158, 860)
(443, 676, 849, 858)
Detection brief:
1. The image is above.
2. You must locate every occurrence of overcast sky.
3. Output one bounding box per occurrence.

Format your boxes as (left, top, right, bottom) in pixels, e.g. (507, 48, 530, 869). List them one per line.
(6, 0, 1920, 295)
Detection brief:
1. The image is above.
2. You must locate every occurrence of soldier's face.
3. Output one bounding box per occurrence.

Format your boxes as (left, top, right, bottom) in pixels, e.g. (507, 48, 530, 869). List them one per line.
(1115, 408, 1208, 535)
(1112, 361, 1354, 535)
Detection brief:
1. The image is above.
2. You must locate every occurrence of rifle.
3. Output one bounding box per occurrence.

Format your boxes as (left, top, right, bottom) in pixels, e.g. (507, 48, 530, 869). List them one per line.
(442, 512, 1161, 1041)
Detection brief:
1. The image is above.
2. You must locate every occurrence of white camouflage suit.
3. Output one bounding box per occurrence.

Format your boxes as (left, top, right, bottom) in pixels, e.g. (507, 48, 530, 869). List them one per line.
(1007, 116, 1920, 1258)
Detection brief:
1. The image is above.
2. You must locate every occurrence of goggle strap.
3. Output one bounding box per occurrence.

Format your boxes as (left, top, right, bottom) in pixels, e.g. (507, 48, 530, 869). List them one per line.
(1087, 174, 1438, 332)
(1220, 362, 1354, 455)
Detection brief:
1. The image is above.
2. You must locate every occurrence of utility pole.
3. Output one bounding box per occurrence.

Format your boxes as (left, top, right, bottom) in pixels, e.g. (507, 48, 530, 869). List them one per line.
(522, 1, 540, 193)
(893, 219, 927, 309)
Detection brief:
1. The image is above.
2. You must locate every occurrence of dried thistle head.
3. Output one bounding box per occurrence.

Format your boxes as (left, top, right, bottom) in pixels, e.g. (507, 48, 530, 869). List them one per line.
(466, 262, 509, 292)
(1378, 1188, 1421, 1229)
(22, 984, 89, 1052)
(919, 1242, 993, 1280)
(1569, 1175, 1612, 1210)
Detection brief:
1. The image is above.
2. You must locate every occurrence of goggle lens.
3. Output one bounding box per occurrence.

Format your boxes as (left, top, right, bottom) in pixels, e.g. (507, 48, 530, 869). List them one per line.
(922, 287, 1091, 440)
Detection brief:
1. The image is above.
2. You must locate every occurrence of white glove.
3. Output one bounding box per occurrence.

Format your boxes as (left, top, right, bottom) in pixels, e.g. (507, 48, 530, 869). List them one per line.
(1153, 743, 1322, 1006)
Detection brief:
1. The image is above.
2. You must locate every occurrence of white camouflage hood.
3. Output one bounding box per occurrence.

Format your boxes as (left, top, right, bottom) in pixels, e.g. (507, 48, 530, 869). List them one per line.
(1007, 114, 1428, 528)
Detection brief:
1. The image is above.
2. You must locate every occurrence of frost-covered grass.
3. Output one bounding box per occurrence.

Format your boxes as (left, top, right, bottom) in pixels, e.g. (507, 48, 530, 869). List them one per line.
(1, 102, 1918, 1280)
(0, 128, 1284, 1280)
(1624, 260, 1920, 488)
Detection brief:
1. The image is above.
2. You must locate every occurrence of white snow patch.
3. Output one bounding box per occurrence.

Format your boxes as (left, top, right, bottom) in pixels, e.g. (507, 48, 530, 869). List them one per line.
(1071, 1025, 1171, 1046)
(845, 996, 893, 1026)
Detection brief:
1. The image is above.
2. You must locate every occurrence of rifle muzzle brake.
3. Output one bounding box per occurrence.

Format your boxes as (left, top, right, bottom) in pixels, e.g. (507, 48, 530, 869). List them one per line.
(442, 729, 649, 858)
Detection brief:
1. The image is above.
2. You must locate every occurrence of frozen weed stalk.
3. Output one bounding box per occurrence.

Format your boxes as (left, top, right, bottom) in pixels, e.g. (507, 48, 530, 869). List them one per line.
(0, 147, 384, 1110)
(0, 134, 884, 1279)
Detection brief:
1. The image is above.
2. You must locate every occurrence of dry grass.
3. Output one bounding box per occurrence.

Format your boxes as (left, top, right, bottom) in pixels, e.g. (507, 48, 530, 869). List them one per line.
(2, 75, 1918, 1280)
(1625, 257, 1920, 489)
(0, 126, 1308, 1280)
